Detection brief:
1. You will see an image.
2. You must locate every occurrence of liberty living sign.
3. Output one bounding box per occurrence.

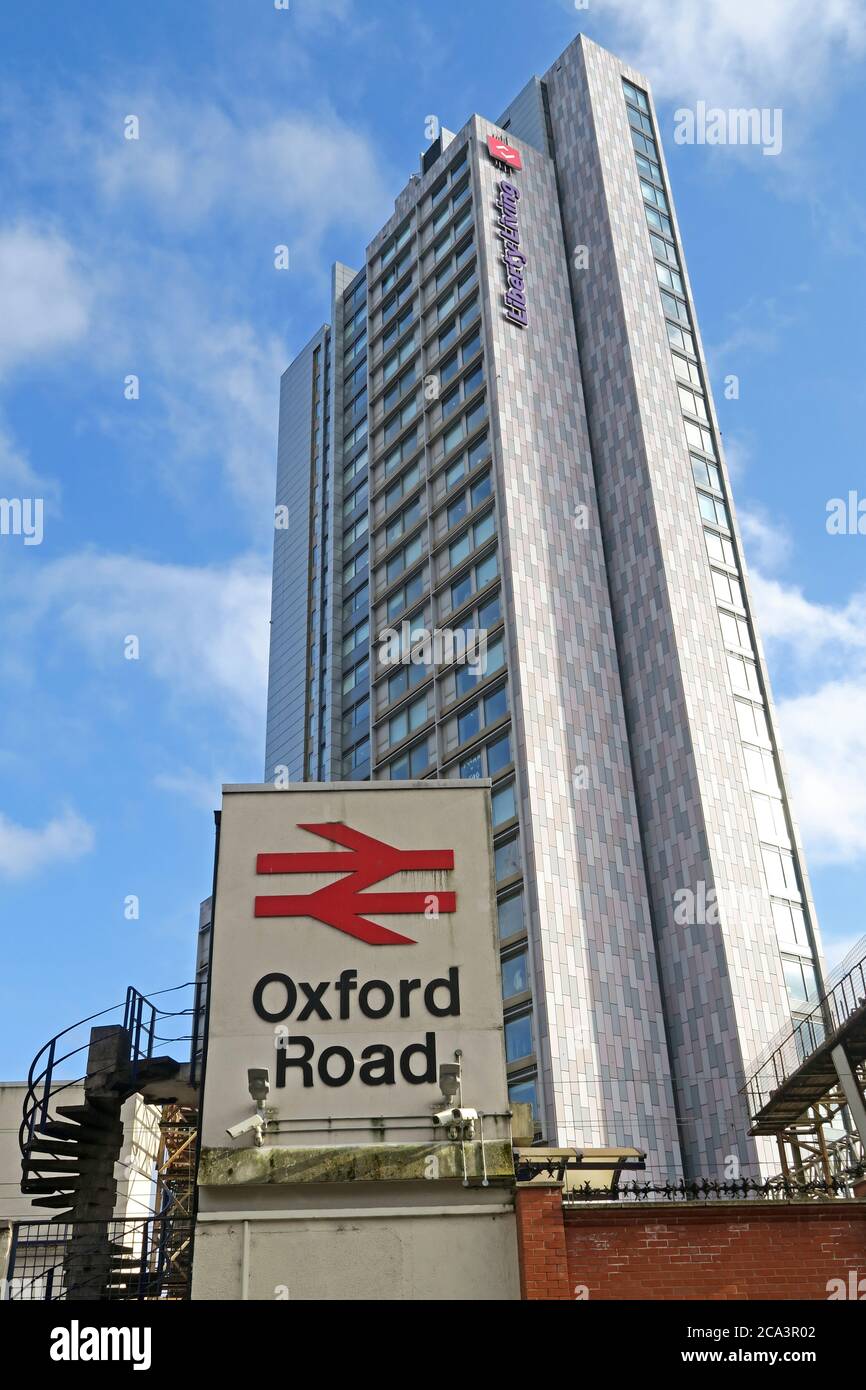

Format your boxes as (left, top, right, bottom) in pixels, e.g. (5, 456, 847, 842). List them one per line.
(200, 783, 509, 1147)
(487, 133, 529, 329)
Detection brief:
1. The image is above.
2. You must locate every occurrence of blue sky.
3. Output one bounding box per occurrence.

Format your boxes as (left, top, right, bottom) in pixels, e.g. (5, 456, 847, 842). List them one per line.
(1, 0, 865, 1077)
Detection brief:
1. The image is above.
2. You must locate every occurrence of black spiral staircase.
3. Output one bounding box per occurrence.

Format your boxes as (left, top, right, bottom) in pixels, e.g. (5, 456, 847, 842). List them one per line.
(12, 985, 202, 1300)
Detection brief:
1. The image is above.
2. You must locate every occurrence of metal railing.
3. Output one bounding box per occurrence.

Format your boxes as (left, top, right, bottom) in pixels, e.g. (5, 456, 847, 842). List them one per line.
(743, 939, 866, 1119)
(560, 1167, 866, 1206)
(3, 1214, 194, 1301)
(19, 982, 198, 1162)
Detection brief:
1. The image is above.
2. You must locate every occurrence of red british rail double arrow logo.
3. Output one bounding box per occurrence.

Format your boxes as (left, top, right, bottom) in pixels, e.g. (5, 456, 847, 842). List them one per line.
(254, 822, 456, 946)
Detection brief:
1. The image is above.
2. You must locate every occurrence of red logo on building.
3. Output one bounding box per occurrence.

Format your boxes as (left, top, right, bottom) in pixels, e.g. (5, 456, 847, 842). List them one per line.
(254, 823, 456, 945)
(487, 135, 522, 170)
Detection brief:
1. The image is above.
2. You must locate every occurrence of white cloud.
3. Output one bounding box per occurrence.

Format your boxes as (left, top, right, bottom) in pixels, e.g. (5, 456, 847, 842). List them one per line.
(603, 0, 866, 108)
(93, 105, 392, 254)
(154, 767, 223, 812)
(3, 551, 271, 737)
(0, 807, 94, 879)
(748, 573, 866, 866)
(0, 223, 93, 376)
(99, 266, 287, 519)
(0, 422, 60, 503)
(737, 508, 792, 572)
(775, 677, 866, 865)
(750, 574, 866, 663)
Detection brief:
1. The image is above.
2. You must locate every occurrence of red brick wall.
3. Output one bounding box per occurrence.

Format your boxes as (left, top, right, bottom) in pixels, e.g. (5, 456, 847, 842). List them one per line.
(514, 1184, 571, 1300)
(516, 1185, 866, 1300)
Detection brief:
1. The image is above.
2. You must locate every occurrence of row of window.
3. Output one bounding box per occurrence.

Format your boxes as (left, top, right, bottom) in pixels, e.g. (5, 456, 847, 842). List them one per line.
(370, 150, 538, 1119)
(623, 77, 814, 999)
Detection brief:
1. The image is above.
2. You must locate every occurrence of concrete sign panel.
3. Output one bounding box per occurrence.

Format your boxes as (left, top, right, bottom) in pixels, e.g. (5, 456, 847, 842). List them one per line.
(200, 782, 508, 1151)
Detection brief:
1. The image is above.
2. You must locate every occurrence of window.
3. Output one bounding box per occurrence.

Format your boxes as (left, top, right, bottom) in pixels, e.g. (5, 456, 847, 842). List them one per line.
(673, 353, 701, 389)
(735, 698, 770, 745)
(685, 420, 716, 456)
(717, 569, 745, 608)
(501, 949, 529, 1000)
(508, 1075, 537, 1121)
(386, 533, 423, 583)
(704, 528, 737, 568)
(698, 491, 729, 529)
(450, 548, 498, 610)
(343, 581, 368, 620)
(679, 384, 708, 420)
(641, 179, 668, 212)
(457, 729, 511, 778)
(342, 619, 369, 657)
(345, 360, 366, 394)
(667, 321, 695, 355)
(623, 79, 650, 114)
(342, 656, 368, 694)
(388, 736, 432, 780)
(752, 790, 788, 842)
(382, 331, 417, 383)
(628, 106, 655, 138)
(343, 513, 369, 548)
(455, 634, 504, 694)
(342, 738, 369, 776)
(692, 456, 722, 492)
(631, 127, 657, 159)
(344, 305, 366, 341)
(343, 546, 368, 582)
(727, 652, 760, 697)
(457, 703, 480, 745)
(492, 779, 516, 826)
(381, 220, 412, 268)
(386, 495, 422, 546)
(505, 1012, 533, 1063)
(386, 569, 425, 621)
(661, 289, 689, 325)
(382, 305, 413, 353)
(719, 610, 750, 651)
(448, 510, 495, 568)
(487, 729, 511, 774)
(783, 956, 817, 1007)
(658, 262, 685, 296)
(344, 448, 368, 485)
(343, 481, 368, 517)
(385, 461, 421, 511)
(651, 233, 678, 266)
(772, 900, 809, 949)
(387, 692, 429, 747)
(637, 152, 663, 185)
(344, 418, 368, 451)
(645, 205, 673, 239)
(383, 426, 419, 477)
(382, 278, 414, 324)
(343, 696, 369, 738)
(387, 660, 428, 703)
(762, 845, 799, 897)
(744, 744, 781, 796)
(383, 394, 419, 445)
(498, 888, 524, 936)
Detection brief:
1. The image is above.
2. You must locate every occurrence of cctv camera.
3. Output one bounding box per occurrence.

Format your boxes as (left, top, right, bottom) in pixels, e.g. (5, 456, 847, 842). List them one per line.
(248, 1067, 270, 1103)
(432, 1106, 479, 1139)
(226, 1114, 266, 1144)
(432, 1107, 460, 1128)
